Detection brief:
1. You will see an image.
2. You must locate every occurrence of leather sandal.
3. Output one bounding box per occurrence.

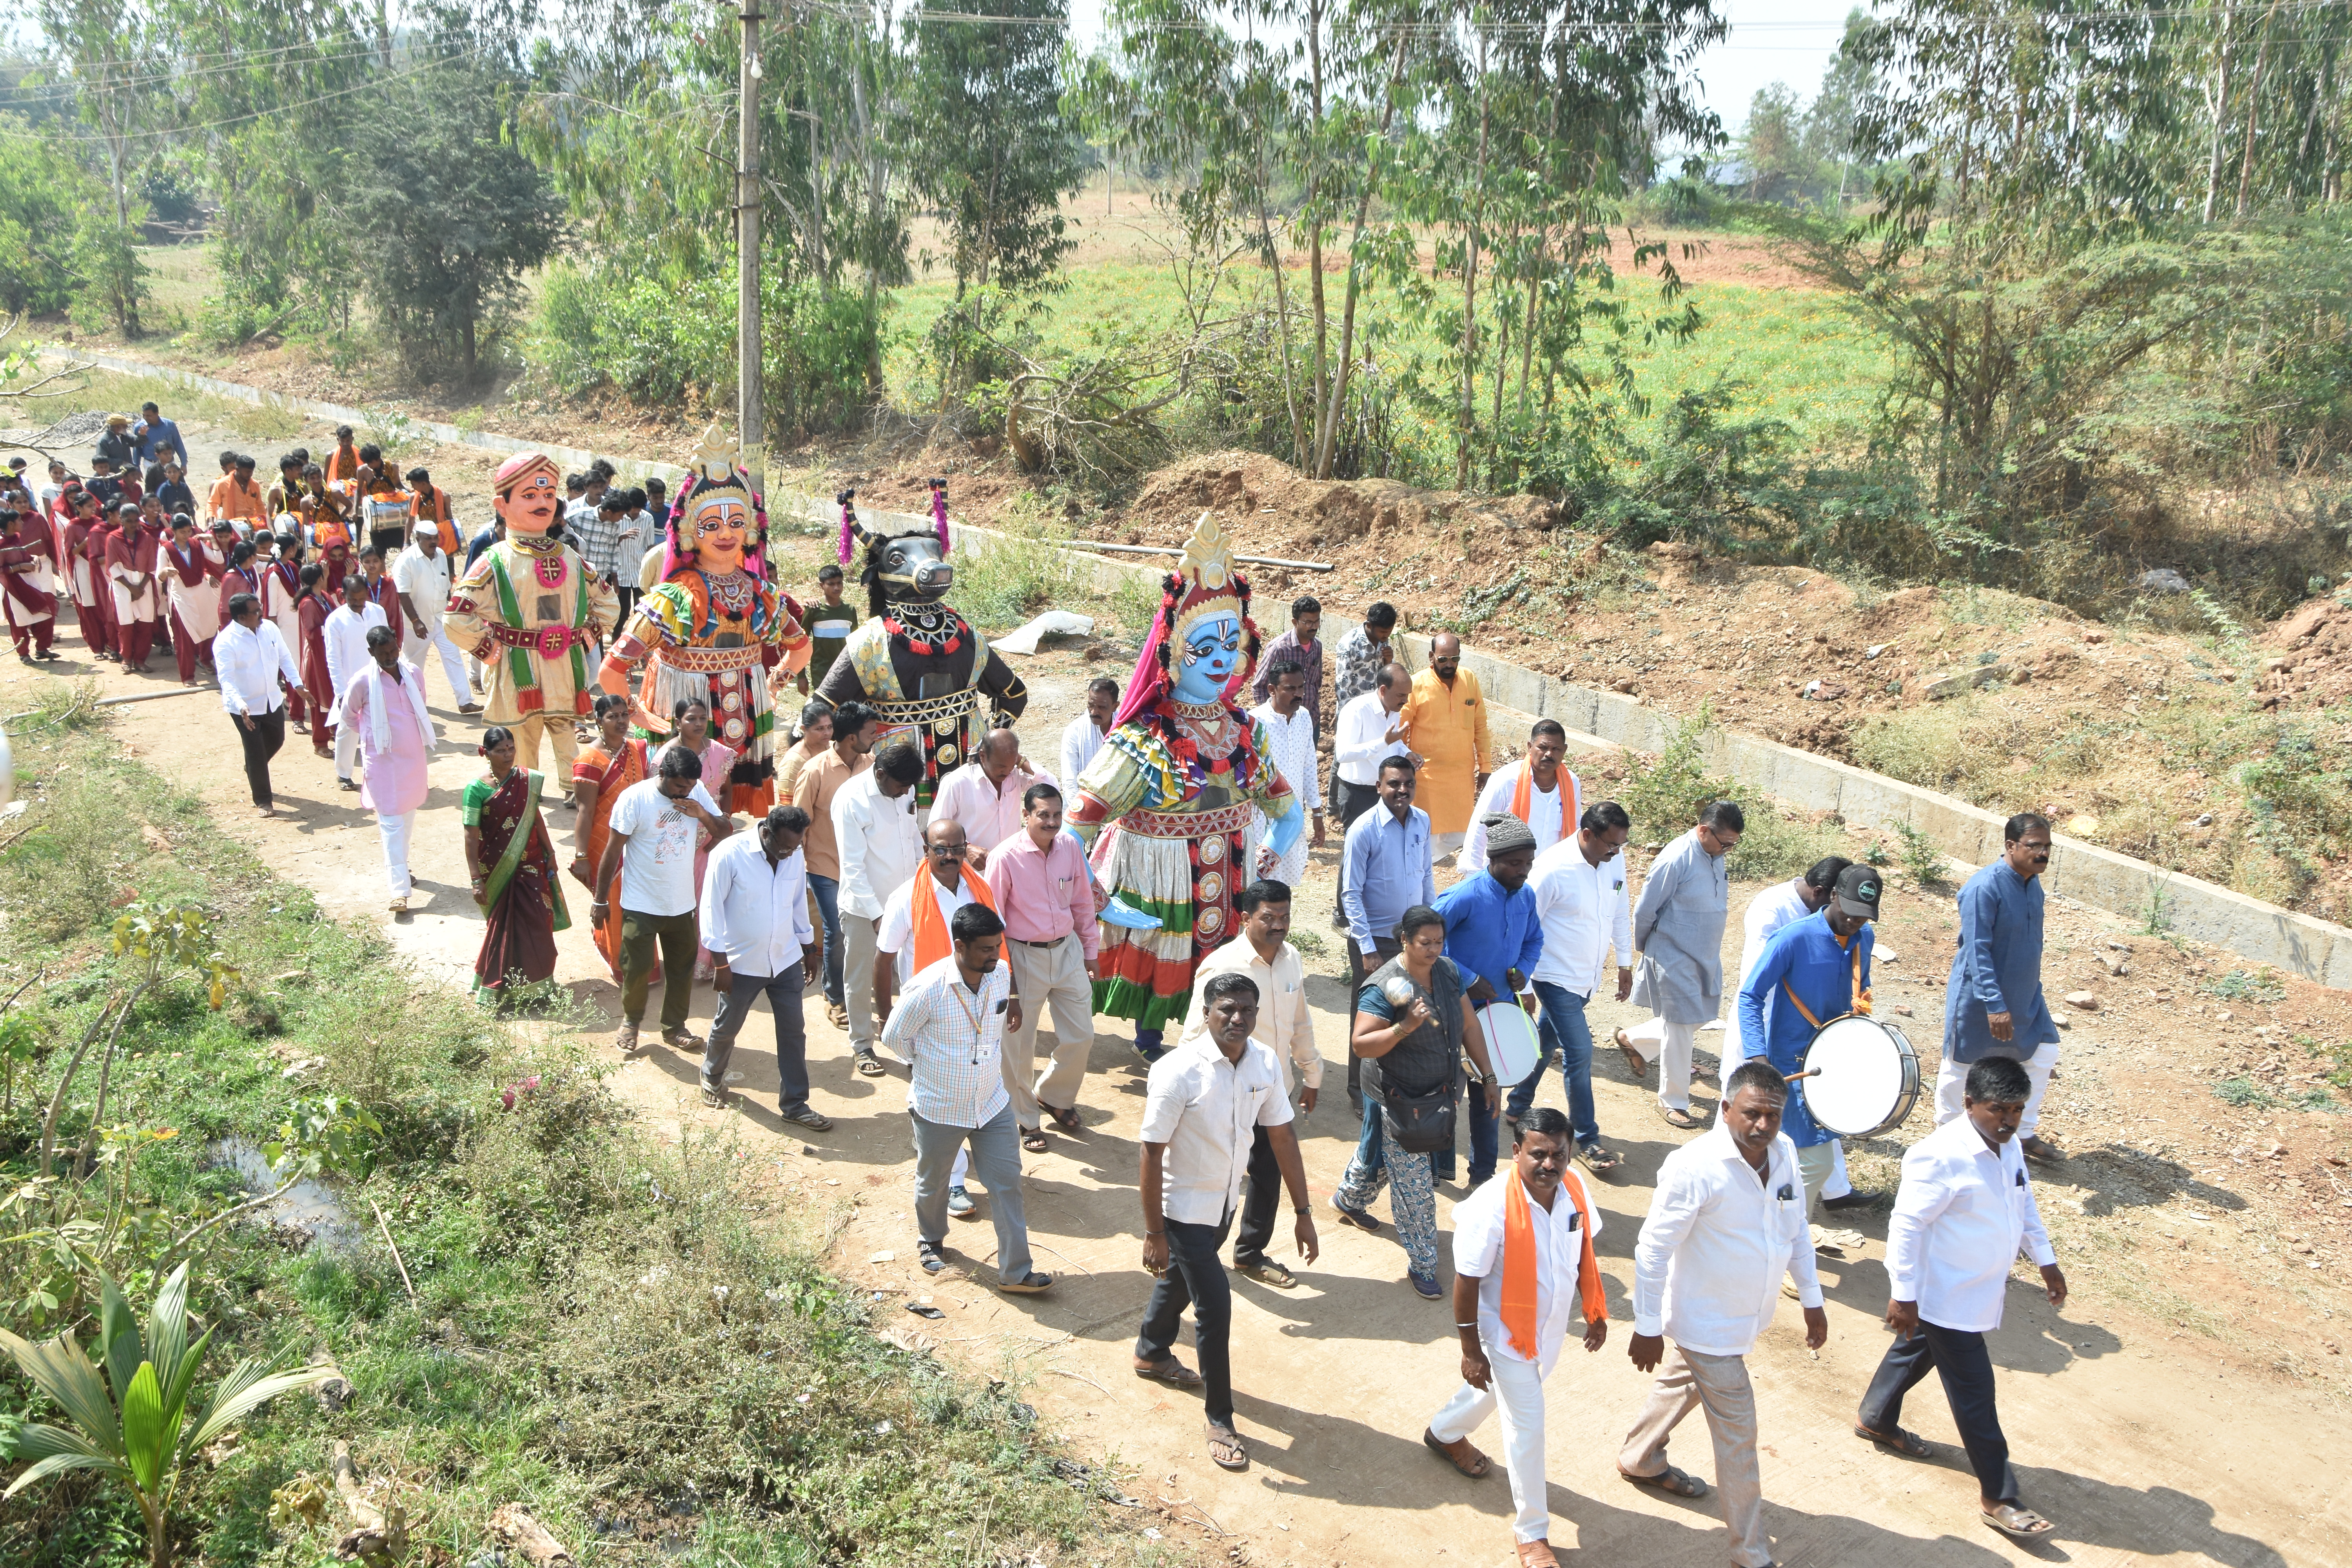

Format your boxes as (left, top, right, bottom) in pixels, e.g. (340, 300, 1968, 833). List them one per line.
(1855, 1422, 1934, 1458)
(1615, 1028, 1648, 1079)
(1982, 1503, 2054, 1540)
(1514, 1542, 1560, 1568)
(1422, 1427, 1490, 1478)
(1020, 1127, 1049, 1153)
(1619, 1463, 1708, 1498)
(1042, 1101, 1082, 1134)
(1205, 1422, 1249, 1472)
(1134, 1356, 1203, 1389)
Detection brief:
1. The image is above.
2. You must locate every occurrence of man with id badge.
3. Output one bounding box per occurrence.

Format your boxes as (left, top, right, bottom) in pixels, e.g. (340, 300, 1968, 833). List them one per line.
(881, 902, 1054, 1295)
(1618, 1060, 1828, 1568)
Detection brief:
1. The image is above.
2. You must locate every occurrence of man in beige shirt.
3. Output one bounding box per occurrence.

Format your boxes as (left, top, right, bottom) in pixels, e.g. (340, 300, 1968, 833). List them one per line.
(792, 699, 879, 1029)
(1174, 878, 1322, 1288)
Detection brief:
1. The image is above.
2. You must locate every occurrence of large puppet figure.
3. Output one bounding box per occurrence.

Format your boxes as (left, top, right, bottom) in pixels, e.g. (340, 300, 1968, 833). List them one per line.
(597, 424, 811, 814)
(813, 480, 1027, 807)
(1071, 510, 1303, 1055)
(444, 452, 618, 786)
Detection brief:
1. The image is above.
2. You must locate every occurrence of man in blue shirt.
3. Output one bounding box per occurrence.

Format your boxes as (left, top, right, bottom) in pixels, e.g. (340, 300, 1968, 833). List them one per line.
(1433, 812, 1544, 1185)
(1738, 864, 1881, 1220)
(1938, 813, 2062, 1162)
(132, 401, 189, 471)
(1341, 753, 1432, 1120)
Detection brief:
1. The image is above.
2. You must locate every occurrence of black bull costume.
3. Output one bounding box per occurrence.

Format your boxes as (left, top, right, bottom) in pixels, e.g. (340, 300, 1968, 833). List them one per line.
(813, 481, 1027, 806)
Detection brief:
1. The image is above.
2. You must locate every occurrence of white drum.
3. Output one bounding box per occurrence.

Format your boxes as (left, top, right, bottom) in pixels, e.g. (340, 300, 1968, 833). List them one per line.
(1796, 1013, 1920, 1138)
(1477, 1001, 1543, 1086)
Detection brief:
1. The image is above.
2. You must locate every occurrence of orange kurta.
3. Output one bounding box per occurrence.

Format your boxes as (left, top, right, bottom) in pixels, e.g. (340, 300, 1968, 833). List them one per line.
(1400, 666, 1490, 835)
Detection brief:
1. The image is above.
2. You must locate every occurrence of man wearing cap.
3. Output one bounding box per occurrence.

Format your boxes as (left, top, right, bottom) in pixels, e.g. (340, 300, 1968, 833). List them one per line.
(1431, 811, 1544, 1188)
(1735, 863, 1882, 1222)
(390, 517, 477, 710)
(96, 415, 139, 474)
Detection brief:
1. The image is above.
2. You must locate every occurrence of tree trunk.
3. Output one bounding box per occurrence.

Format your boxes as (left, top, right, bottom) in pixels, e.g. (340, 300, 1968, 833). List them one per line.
(1303, 0, 1331, 457)
(1456, 33, 1490, 493)
(1311, 27, 1413, 480)
(2204, 0, 2238, 225)
(2234, 0, 2283, 220)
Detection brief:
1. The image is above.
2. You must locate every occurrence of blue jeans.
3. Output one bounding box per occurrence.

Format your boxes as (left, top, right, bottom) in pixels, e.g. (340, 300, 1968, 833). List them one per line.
(806, 873, 844, 1005)
(1507, 981, 1599, 1148)
(1351, 1095, 1386, 1185)
(1431, 1072, 1500, 1185)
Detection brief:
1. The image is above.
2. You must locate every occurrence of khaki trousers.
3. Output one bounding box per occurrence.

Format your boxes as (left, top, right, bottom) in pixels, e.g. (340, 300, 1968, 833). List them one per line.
(1618, 1345, 1775, 1568)
(510, 710, 579, 788)
(1004, 933, 1095, 1130)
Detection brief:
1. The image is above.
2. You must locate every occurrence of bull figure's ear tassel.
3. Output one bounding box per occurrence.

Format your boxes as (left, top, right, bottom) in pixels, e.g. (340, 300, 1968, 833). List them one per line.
(836, 489, 857, 566)
(927, 477, 951, 552)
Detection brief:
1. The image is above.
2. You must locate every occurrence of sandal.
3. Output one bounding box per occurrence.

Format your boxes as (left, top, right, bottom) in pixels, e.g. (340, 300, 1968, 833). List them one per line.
(1661, 1106, 1707, 1130)
(1234, 1258, 1296, 1288)
(1615, 1028, 1648, 1080)
(1981, 1503, 2054, 1541)
(1205, 1422, 1249, 1472)
(917, 1240, 946, 1274)
(1514, 1543, 1560, 1568)
(853, 1050, 888, 1077)
(1134, 1356, 1203, 1389)
(1020, 1128, 1049, 1153)
(1041, 1101, 1082, 1134)
(699, 1085, 734, 1108)
(1579, 1143, 1622, 1175)
(1619, 1463, 1708, 1499)
(997, 1270, 1053, 1294)
(1854, 1423, 1934, 1459)
(1422, 1426, 1491, 1478)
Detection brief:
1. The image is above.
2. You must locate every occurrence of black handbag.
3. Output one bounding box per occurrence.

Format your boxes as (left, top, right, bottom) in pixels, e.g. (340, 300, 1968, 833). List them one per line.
(1382, 1077, 1457, 1154)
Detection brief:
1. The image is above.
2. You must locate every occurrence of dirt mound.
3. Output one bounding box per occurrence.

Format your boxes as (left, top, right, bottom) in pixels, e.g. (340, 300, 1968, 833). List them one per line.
(2257, 594, 2352, 710)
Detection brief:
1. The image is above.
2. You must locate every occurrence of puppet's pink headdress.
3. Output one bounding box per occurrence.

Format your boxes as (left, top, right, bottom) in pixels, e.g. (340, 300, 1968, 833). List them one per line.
(1112, 510, 1258, 728)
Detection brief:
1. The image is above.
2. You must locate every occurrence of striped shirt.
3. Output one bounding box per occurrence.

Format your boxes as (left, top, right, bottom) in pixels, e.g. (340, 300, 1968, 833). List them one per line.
(882, 954, 1013, 1127)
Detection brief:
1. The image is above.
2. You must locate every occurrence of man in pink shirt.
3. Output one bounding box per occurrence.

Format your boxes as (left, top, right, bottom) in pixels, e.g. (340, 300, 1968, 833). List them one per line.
(341, 624, 437, 913)
(934, 727, 1055, 859)
(985, 781, 1102, 1150)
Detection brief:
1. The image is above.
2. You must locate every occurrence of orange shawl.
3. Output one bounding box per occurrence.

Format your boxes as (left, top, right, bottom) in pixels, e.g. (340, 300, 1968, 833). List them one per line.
(1509, 760, 1580, 835)
(908, 864, 997, 974)
(1501, 1169, 1606, 1358)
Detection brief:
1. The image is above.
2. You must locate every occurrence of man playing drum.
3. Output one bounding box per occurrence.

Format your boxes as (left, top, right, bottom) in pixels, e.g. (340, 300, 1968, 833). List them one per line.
(1733, 864, 1882, 1223)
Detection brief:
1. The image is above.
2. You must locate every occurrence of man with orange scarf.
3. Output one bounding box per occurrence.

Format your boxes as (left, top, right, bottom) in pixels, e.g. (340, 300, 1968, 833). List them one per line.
(875, 815, 1000, 1214)
(1424, 1108, 1609, 1568)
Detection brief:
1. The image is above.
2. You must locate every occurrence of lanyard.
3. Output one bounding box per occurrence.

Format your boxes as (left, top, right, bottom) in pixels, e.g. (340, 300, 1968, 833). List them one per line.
(947, 975, 991, 1063)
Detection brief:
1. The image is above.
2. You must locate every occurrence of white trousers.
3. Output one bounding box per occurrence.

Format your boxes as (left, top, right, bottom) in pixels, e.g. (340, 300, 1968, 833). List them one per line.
(1624, 1015, 1699, 1112)
(1430, 1353, 1552, 1543)
(414, 612, 472, 704)
(1935, 1045, 2058, 1138)
(335, 710, 360, 780)
(377, 809, 416, 898)
(1723, 1026, 1853, 1197)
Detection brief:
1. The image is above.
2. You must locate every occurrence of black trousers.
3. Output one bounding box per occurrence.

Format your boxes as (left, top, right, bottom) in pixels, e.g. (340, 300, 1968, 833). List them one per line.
(1858, 1320, 2017, 1504)
(1138, 1208, 1236, 1426)
(1231, 1125, 1284, 1266)
(1332, 777, 1380, 919)
(233, 707, 287, 807)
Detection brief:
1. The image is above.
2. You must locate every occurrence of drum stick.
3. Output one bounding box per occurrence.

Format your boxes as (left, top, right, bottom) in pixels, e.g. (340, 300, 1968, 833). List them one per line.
(1783, 1068, 1820, 1082)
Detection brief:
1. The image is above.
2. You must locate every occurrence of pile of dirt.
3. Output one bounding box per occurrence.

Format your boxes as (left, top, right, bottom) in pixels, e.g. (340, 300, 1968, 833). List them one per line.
(2257, 594, 2352, 710)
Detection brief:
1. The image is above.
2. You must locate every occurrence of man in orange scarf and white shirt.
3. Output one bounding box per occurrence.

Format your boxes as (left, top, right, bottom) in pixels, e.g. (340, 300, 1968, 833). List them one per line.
(1458, 720, 1580, 874)
(1423, 1107, 1608, 1568)
(877, 816, 1000, 1219)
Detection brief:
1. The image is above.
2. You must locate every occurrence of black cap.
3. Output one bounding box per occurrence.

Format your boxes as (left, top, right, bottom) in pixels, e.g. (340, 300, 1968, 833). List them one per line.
(1833, 864, 1882, 920)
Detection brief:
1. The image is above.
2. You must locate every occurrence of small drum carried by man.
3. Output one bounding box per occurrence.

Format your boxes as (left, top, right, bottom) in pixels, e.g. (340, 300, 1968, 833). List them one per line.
(1734, 864, 1885, 1221)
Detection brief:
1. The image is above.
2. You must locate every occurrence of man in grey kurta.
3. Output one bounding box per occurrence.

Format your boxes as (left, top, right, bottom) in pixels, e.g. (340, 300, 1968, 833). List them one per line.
(1626, 802, 1743, 1127)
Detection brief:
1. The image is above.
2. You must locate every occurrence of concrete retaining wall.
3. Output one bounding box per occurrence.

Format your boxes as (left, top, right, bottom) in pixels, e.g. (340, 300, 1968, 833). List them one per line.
(42, 345, 2347, 986)
(1399, 632, 2352, 990)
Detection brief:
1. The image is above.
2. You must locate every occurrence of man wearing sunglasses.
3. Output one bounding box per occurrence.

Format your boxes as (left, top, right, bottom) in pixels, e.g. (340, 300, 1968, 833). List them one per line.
(1936, 813, 2063, 1163)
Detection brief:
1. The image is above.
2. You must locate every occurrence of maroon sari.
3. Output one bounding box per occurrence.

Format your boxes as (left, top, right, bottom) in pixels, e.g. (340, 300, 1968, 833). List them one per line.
(468, 767, 571, 1004)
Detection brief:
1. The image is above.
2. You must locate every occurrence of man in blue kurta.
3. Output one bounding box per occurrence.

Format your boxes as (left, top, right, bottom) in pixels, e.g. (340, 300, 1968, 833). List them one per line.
(1433, 813, 1546, 1186)
(1737, 864, 1882, 1221)
(1938, 813, 2063, 1162)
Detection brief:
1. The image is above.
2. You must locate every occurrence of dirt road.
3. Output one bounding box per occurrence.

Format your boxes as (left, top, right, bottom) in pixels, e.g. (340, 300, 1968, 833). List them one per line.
(8, 412, 2345, 1567)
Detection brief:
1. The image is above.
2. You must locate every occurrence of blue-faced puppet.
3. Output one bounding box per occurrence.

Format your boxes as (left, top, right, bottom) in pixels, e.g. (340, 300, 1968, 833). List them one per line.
(813, 480, 1028, 808)
(1071, 510, 1302, 1053)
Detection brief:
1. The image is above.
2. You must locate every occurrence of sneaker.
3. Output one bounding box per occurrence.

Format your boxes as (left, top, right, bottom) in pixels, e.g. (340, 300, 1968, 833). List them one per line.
(1408, 1270, 1443, 1300)
(946, 1185, 976, 1219)
(1821, 1190, 1873, 1211)
(1330, 1194, 1381, 1233)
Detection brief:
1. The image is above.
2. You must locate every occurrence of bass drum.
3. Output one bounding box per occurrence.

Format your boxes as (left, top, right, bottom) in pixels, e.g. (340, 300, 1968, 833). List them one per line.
(1797, 1013, 1921, 1139)
(1475, 1001, 1544, 1087)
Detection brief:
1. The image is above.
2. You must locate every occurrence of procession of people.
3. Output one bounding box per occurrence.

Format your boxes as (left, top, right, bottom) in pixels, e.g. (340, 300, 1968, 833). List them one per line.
(0, 417, 2084, 1565)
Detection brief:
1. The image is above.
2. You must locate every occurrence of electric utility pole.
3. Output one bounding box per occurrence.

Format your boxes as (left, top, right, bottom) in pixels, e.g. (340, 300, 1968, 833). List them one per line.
(739, 0, 764, 489)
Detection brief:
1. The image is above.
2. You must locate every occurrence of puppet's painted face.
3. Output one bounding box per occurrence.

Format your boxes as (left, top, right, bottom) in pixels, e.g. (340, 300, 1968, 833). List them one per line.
(495, 470, 561, 537)
(1174, 612, 1241, 702)
(877, 532, 953, 604)
(688, 494, 747, 575)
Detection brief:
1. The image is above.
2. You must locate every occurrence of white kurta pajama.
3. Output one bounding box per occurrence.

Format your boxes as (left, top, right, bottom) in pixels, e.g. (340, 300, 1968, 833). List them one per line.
(1246, 701, 1320, 889)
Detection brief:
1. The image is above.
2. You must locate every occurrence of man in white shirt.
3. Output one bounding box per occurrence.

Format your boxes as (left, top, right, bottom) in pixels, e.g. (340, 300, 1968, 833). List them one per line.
(1510, 801, 1635, 1174)
(880, 902, 1054, 1294)
(1459, 720, 1580, 875)
(1247, 656, 1323, 887)
(214, 592, 304, 817)
(1617, 1060, 1828, 1568)
(1330, 662, 1414, 927)
(876, 817, 994, 1221)
(322, 571, 388, 790)
(1174, 880, 1321, 1287)
(1060, 675, 1119, 790)
(1855, 1056, 2066, 1543)
(834, 742, 926, 1071)
(931, 726, 1054, 857)
(1425, 1110, 1609, 1568)
(1136, 971, 1318, 1474)
(702, 804, 828, 1126)
(390, 519, 477, 711)
(593, 746, 735, 1056)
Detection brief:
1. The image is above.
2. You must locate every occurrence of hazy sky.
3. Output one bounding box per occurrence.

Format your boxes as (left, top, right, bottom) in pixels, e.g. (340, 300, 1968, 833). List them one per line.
(1060, 0, 1857, 134)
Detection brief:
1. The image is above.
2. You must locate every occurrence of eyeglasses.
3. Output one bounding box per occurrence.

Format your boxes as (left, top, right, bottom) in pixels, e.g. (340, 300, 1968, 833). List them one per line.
(926, 844, 965, 858)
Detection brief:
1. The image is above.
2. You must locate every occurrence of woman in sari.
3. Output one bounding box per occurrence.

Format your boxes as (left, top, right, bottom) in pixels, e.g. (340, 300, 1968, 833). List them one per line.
(651, 695, 738, 980)
(465, 725, 570, 1005)
(570, 692, 646, 984)
(296, 562, 337, 758)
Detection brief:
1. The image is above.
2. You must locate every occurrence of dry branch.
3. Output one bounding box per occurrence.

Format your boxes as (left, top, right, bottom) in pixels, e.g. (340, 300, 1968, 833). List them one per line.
(488, 1504, 577, 1568)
